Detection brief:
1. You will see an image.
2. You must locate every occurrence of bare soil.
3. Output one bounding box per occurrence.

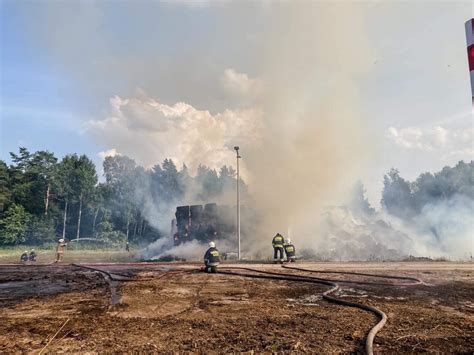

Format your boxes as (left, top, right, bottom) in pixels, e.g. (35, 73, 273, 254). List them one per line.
(0, 262, 472, 353)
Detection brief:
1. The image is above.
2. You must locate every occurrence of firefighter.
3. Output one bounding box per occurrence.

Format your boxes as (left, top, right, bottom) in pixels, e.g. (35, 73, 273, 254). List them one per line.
(125, 241, 130, 252)
(284, 239, 296, 262)
(272, 233, 285, 264)
(29, 249, 37, 262)
(204, 241, 220, 273)
(20, 251, 29, 263)
(55, 239, 67, 263)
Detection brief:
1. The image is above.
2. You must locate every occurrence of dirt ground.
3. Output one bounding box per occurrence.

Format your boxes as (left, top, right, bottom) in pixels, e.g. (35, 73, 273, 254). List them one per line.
(0, 261, 472, 353)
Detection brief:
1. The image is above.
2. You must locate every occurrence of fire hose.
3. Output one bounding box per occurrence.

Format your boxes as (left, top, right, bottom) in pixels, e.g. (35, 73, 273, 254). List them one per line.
(71, 263, 196, 282)
(217, 266, 423, 355)
(70, 263, 423, 354)
(282, 264, 424, 286)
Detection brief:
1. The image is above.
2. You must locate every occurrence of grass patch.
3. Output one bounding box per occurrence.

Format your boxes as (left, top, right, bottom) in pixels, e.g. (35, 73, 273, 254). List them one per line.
(0, 246, 138, 264)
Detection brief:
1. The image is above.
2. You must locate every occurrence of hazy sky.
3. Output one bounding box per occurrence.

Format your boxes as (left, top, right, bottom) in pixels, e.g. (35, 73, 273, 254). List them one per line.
(1, 0, 472, 206)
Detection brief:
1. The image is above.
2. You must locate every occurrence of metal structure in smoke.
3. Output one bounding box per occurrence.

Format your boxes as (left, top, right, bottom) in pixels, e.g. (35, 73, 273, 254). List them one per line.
(234, 146, 241, 260)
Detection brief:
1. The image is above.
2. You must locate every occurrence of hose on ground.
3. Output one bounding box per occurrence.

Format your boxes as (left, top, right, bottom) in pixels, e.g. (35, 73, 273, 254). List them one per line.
(72, 263, 198, 282)
(282, 264, 423, 286)
(282, 265, 418, 354)
(70, 263, 423, 354)
(218, 266, 390, 355)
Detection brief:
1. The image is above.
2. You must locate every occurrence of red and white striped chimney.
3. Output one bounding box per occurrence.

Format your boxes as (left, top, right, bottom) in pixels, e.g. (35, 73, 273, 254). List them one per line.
(466, 19, 474, 104)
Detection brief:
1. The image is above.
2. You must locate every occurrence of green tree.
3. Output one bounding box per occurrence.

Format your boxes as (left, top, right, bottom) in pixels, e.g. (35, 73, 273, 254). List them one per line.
(55, 155, 77, 239)
(0, 160, 11, 212)
(103, 155, 137, 240)
(161, 159, 182, 202)
(381, 168, 415, 219)
(71, 155, 98, 240)
(29, 150, 58, 216)
(0, 203, 32, 245)
(89, 183, 111, 237)
(26, 216, 55, 245)
(195, 164, 220, 200)
(55, 154, 98, 240)
(178, 163, 192, 196)
(8, 148, 58, 216)
(96, 209, 126, 245)
(9, 147, 39, 213)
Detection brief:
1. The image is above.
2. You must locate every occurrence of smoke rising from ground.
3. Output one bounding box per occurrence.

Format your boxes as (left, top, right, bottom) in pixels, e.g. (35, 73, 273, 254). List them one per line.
(91, 3, 472, 261)
(243, 3, 373, 251)
(14, 1, 472, 260)
(86, 3, 375, 259)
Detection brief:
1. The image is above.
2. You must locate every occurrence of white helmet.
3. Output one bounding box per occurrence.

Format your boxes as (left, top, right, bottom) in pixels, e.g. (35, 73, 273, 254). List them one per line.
(31, 249, 35, 251)
(59, 239, 64, 243)
(287, 238, 292, 244)
(209, 241, 215, 248)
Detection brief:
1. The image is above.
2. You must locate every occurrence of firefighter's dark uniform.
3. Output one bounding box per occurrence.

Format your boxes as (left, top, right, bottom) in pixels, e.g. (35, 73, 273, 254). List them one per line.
(20, 252, 28, 263)
(272, 234, 285, 263)
(204, 247, 220, 273)
(284, 243, 296, 262)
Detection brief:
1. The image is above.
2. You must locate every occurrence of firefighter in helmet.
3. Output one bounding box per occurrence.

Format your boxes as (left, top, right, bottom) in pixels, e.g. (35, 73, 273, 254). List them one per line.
(284, 238, 296, 262)
(20, 251, 29, 263)
(272, 233, 285, 264)
(55, 239, 67, 263)
(204, 241, 220, 273)
(29, 249, 37, 262)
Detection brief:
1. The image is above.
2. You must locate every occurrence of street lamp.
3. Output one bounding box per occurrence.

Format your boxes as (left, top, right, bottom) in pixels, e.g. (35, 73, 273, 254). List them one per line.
(234, 146, 241, 261)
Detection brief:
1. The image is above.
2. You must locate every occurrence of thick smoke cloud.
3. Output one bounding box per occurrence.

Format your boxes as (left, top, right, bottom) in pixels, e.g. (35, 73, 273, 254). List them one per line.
(243, 3, 374, 251)
(14, 1, 472, 260)
(86, 3, 375, 259)
(412, 195, 473, 259)
(378, 162, 474, 260)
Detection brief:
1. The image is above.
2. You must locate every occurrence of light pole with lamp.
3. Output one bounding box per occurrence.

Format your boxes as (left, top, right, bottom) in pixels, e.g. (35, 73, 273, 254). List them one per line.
(234, 146, 241, 260)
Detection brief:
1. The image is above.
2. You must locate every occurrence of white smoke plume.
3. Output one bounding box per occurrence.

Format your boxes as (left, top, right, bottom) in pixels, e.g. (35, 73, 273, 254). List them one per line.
(88, 2, 372, 238)
(87, 94, 262, 175)
(410, 195, 473, 259)
(240, 3, 374, 252)
(85, 3, 378, 259)
(140, 235, 238, 261)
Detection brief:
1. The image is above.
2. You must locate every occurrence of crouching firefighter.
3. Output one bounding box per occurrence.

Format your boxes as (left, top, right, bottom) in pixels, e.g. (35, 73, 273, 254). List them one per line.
(204, 241, 220, 273)
(284, 239, 296, 262)
(20, 251, 29, 263)
(29, 249, 37, 262)
(272, 233, 285, 264)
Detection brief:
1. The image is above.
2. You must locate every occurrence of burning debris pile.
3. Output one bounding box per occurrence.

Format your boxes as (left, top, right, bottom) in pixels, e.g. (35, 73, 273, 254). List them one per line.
(310, 162, 474, 261)
(314, 206, 412, 261)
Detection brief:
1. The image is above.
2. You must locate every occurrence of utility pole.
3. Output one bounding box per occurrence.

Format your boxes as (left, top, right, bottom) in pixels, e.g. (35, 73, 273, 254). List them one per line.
(234, 146, 241, 260)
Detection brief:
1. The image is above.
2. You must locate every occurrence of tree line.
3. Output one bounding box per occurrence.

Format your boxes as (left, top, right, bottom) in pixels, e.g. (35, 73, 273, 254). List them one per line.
(381, 160, 473, 220)
(0, 147, 243, 246)
(1, 146, 470, 247)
